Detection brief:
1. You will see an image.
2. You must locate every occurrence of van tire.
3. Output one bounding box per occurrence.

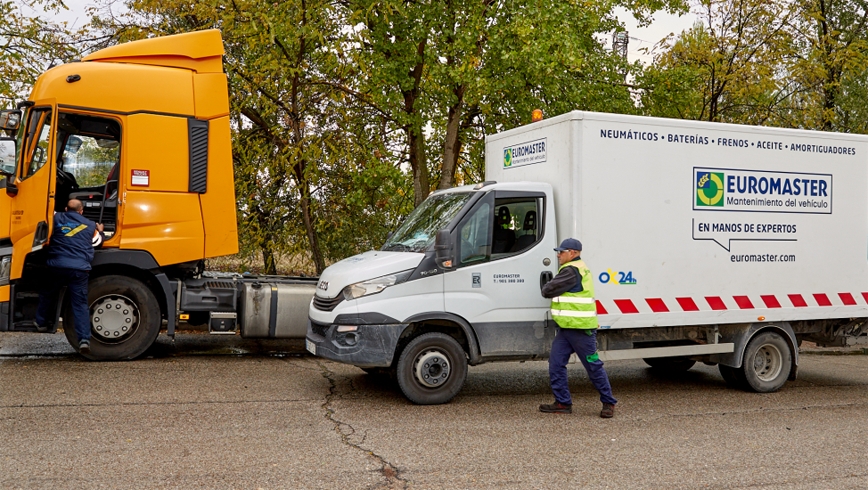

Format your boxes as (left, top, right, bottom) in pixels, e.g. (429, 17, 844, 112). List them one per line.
(740, 331, 792, 393)
(396, 333, 468, 405)
(63, 275, 161, 361)
(643, 357, 696, 372)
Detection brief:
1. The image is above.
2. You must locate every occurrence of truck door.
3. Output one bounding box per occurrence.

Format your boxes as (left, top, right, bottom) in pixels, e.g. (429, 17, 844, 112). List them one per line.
(443, 191, 557, 358)
(9, 102, 57, 276)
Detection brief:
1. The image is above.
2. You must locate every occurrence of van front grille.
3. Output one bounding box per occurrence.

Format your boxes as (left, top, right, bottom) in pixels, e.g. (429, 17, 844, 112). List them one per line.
(313, 294, 343, 312)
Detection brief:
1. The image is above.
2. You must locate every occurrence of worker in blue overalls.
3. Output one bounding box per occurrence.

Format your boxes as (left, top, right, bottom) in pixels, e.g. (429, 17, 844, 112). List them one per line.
(35, 199, 104, 355)
(539, 238, 617, 417)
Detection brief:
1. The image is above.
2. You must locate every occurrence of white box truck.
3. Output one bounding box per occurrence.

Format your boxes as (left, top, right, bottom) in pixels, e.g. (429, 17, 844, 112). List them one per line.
(306, 111, 868, 404)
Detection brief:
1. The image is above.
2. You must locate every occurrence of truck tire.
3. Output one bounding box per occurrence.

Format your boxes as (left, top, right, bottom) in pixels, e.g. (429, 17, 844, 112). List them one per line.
(396, 332, 468, 405)
(643, 357, 696, 372)
(740, 331, 792, 393)
(63, 275, 161, 361)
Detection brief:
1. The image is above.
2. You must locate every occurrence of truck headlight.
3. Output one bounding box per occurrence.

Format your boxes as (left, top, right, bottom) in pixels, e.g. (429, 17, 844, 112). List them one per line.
(342, 269, 413, 301)
(0, 256, 10, 286)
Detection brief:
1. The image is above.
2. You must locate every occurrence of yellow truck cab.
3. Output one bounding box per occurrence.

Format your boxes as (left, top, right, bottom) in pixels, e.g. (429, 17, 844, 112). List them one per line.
(0, 30, 314, 360)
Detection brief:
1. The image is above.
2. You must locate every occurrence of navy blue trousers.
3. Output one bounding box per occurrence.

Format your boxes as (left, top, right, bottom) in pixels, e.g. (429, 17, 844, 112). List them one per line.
(549, 326, 617, 405)
(36, 268, 91, 342)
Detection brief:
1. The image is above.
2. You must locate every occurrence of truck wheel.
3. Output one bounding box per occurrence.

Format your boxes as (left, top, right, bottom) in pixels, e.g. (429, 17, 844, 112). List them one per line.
(396, 332, 468, 405)
(740, 331, 792, 393)
(643, 357, 696, 372)
(63, 275, 161, 361)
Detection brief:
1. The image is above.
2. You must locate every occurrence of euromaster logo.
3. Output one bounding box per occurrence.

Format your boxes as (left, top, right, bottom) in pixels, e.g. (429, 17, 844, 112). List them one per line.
(502, 138, 547, 169)
(696, 171, 725, 207)
(693, 167, 832, 214)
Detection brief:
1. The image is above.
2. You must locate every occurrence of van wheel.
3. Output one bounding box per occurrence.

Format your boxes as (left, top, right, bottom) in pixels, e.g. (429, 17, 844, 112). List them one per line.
(396, 333, 468, 405)
(63, 275, 161, 361)
(643, 357, 696, 372)
(740, 331, 792, 393)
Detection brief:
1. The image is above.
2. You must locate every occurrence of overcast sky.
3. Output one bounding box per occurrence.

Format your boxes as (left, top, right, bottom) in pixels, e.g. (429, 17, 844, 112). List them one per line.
(613, 7, 698, 65)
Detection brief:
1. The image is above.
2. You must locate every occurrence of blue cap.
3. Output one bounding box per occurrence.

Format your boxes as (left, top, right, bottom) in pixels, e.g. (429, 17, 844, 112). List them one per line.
(554, 238, 582, 252)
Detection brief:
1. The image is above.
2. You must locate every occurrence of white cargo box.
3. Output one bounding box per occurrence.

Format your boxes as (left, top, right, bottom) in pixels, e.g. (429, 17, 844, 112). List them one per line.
(486, 111, 868, 329)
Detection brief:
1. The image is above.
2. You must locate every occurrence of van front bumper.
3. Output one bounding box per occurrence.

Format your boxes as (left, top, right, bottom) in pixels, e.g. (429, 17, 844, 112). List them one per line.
(306, 319, 408, 368)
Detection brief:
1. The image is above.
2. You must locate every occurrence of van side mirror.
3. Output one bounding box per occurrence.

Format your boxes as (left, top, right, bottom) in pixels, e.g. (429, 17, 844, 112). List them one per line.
(435, 229, 454, 270)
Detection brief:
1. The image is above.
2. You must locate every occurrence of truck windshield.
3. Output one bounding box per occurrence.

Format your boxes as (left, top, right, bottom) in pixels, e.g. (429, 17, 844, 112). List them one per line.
(382, 192, 472, 252)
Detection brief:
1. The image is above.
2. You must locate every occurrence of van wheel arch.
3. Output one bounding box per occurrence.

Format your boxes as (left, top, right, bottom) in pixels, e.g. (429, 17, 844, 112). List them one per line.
(399, 313, 480, 365)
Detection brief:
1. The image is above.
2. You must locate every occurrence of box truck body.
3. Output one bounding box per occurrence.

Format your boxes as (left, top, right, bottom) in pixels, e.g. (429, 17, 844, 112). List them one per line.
(486, 111, 868, 330)
(308, 111, 868, 404)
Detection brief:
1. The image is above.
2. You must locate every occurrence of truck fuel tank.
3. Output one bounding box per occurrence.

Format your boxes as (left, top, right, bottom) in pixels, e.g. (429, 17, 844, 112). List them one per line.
(239, 280, 316, 338)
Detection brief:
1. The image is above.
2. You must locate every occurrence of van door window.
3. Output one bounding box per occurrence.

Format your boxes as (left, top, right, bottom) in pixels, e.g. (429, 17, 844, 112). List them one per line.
(457, 201, 492, 266)
(492, 196, 543, 257)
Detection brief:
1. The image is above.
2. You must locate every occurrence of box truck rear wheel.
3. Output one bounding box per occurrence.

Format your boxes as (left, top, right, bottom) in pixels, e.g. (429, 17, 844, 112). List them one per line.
(396, 333, 467, 405)
(63, 275, 161, 361)
(740, 331, 792, 393)
(643, 357, 696, 372)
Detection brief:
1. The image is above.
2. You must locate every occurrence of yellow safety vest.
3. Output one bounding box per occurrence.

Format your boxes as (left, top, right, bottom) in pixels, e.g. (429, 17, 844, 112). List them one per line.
(550, 259, 598, 329)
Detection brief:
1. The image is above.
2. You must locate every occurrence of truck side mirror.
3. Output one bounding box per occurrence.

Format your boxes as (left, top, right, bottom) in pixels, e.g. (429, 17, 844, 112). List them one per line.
(0, 138, 16, 196)
(434, 229, 454, 270)
(0, 110, 21, 131)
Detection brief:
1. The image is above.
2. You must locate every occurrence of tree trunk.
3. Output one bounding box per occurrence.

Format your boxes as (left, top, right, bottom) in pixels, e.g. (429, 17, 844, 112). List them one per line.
(298, 180, 325, 274)
(439, 85, 465, 190)
(404, 39, 429, 207)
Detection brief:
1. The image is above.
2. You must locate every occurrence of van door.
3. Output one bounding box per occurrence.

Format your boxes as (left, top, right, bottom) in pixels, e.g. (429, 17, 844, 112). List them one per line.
(443, 191, 557, 359)
(9, 102, 57, 279)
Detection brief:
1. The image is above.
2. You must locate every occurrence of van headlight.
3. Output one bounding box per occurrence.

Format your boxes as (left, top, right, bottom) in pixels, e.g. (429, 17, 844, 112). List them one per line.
(0, 256, 10, 286)
(342, 269, 413, 301)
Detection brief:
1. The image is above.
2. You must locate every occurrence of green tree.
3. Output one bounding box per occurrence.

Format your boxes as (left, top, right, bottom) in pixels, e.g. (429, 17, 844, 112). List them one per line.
(640, 0, 796, 125)
(0, 0, 85, 104)
(788, 0, 868, 131)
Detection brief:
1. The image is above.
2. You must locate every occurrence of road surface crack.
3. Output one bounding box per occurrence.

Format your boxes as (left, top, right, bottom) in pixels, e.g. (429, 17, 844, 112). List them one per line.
(315, 359, 408, 489)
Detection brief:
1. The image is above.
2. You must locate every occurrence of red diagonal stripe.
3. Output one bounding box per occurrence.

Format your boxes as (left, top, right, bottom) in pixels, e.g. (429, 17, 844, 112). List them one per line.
(839, 293, 856, 306)
(705, 296, 727, 311)
(813, 293, 832, 306)
(862, 292, 868, 304)
(676, 297, 699, 311)
(613, 299, 639, 314)
(646, 298, 669, 313)
(733, 296, 754, 309)
(788, 294, 807, 307)
(761, 295, 781, 308)
(595, 300, 608, 315)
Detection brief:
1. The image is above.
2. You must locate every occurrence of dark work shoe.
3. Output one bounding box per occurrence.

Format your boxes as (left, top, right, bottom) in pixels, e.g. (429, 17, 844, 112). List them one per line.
(79, 340, 91, 355)
(539, 401, 572, 414)
(600, 403, 615, 418)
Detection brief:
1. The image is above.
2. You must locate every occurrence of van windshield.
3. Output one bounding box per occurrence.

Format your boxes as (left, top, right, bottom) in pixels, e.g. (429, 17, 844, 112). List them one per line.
(382, 192, 472, 252)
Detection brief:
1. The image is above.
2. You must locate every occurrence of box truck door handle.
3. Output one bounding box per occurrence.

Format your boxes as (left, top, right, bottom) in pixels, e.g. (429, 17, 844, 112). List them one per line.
(540, 271, 553, 290)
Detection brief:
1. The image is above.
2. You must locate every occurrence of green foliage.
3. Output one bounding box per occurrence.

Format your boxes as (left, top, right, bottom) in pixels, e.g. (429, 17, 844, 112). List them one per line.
(0, 0, 86, 104)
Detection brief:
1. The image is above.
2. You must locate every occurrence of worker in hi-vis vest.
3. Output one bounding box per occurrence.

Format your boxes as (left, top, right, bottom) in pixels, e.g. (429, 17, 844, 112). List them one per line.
(539, 238, 617, 418)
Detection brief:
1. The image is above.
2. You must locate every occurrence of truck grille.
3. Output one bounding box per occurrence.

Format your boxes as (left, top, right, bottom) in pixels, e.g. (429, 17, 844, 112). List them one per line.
(313, 294, 343, 312)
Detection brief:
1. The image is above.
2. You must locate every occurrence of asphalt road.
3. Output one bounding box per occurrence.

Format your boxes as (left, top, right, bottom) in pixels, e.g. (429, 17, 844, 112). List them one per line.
(1, 332, 867, 489)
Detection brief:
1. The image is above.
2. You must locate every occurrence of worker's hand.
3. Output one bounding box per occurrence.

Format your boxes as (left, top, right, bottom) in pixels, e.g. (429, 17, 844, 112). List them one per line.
(96, 223, 104, 232)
